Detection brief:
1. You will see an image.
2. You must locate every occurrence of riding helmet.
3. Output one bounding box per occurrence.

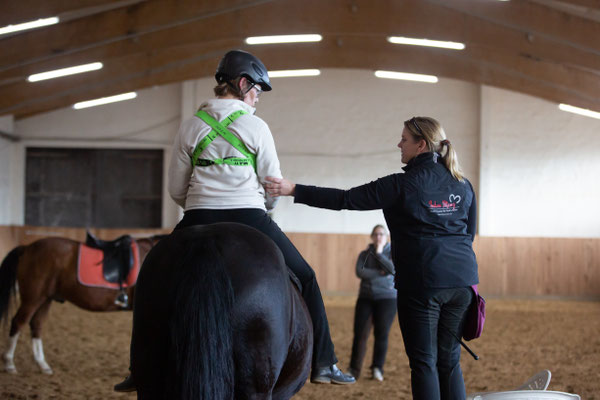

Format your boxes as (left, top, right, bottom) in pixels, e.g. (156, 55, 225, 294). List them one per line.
(215, 50, 272, 91)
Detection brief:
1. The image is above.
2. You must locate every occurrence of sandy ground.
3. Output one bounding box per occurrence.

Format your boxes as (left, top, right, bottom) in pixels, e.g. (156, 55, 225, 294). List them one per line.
(1, 296, 599, 399)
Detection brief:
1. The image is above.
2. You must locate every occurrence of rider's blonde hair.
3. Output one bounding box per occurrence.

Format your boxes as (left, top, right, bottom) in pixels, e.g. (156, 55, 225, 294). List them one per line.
(404, 117, 465, 182)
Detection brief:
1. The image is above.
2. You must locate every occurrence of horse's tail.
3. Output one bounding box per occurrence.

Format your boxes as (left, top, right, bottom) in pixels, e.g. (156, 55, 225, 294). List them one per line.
(0, 246, 24, 324)
(165, 238, 235, 400)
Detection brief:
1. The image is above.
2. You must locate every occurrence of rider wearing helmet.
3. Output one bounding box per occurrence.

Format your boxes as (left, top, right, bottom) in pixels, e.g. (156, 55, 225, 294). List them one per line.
(114, 50, 354, 392)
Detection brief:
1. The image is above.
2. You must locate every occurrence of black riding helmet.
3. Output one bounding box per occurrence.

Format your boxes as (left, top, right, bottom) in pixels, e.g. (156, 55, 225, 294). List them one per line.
(215, 50, 272, 92)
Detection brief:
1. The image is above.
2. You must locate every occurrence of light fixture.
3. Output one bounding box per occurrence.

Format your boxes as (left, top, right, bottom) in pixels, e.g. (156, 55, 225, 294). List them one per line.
(28, 62, 103, 82)
(374, 70, 438, 83)
(0, 17, 59, 36)
(387, 36, 465, 50)
(245, 34, 322, 45)
(269, 69, 321, 78)
(558, 104, 600, 120)
(73, 92, 137, 110)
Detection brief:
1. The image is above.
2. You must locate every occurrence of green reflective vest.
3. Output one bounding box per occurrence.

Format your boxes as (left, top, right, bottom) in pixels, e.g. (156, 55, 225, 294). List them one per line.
(191, 110, 257, 172)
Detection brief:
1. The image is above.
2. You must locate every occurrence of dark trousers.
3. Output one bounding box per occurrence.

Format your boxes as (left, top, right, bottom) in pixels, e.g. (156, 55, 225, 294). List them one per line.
(397, 287, 473, 400)
(349, 297, 396, 377)
(174, 208, 337, 369)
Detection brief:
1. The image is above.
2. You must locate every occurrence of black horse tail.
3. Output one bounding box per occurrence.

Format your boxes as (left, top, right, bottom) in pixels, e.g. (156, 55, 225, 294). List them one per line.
(166, 239, 235, 400)
(0, 246, 23, 324)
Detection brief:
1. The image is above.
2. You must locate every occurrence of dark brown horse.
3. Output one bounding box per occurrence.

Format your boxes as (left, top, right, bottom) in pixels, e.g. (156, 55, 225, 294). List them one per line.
(131, 223, 313, 399)
(0, 235, 158, 374)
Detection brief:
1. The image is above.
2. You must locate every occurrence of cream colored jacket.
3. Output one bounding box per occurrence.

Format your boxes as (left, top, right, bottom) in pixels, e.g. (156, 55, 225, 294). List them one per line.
(168, 99, 282, 211)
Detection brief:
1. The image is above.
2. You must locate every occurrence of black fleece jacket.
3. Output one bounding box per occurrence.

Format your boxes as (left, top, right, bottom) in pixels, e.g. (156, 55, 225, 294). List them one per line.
(294, 152, 479, 290)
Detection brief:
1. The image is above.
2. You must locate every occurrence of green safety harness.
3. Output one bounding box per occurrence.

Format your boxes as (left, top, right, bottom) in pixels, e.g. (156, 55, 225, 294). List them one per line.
(191, 110, 257, 172)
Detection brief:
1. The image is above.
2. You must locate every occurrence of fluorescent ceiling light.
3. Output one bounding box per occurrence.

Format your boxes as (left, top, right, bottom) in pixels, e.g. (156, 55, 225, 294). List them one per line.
(245, 34, 322, 45)
(558, 103, 600, 120)
(374, 70, 438, 83)
(28, 62, 103, 82)
(0, 17, 59, 36)
(73, 92, 137, 110)
(387, 36, 465, 50)
(269, 69, 321, 78)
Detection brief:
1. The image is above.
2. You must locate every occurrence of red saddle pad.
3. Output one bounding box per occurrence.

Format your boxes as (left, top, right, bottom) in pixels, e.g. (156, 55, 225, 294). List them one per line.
(77, 242, 140, 289)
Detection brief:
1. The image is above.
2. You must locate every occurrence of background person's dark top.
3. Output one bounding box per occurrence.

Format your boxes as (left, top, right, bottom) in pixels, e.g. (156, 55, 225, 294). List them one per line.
(356, 243, 397, 300)
(294, 152, 478, 291)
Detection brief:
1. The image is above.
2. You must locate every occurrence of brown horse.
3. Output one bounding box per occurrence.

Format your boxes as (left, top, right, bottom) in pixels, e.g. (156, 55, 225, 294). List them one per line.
(0, 235, 158, 374)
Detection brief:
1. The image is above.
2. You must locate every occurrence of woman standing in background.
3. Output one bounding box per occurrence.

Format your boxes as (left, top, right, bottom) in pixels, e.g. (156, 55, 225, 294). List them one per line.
(348, 224, 397, 382)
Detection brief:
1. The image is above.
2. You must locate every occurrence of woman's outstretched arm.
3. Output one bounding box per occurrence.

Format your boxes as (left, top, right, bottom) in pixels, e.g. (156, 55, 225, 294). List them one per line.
(265, 174, 404, 211)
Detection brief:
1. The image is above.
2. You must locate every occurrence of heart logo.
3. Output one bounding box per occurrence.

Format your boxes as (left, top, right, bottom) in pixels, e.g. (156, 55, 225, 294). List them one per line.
(449, 194, 461, 204)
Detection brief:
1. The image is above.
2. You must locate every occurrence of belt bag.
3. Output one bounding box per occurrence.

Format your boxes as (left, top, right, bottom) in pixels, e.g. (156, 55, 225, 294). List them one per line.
(463, 284, 486, 341)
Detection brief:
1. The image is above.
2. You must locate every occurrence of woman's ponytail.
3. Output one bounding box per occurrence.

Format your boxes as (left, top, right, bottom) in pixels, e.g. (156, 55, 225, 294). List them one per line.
(404, 117, 466, 182)
(439, 140, 465, 182)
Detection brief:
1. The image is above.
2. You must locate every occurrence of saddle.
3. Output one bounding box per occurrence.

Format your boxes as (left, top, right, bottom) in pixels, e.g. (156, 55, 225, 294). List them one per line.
(85, 232, 133, 285)
(288, 269, 302, 293)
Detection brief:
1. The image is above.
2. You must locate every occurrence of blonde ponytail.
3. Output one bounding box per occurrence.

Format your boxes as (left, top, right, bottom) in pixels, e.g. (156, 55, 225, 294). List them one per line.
(439, 140, 464, 182)
(403, 117, 465, 182)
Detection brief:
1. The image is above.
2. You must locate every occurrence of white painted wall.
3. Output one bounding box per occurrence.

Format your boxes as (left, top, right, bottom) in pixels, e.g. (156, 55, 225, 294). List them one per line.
(0, 115, 16, 225)
(479, 86, 600, 237)
(4, 84, 181, 226)
(185, 70, 479, 234)
(2, 69, 598, 237)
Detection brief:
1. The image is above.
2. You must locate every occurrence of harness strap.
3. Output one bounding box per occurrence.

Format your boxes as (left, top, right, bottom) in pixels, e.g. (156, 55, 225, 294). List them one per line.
(191, 110, 257, 172)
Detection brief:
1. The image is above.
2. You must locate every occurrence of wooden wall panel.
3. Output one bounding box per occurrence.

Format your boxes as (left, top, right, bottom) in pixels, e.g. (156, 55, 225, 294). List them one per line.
(0, 225, 170, 250)
(1, 226, 599, 298)
(287, 232, 369, 294)
(474, 237, 600, 298)
(0, 226, 18, 260)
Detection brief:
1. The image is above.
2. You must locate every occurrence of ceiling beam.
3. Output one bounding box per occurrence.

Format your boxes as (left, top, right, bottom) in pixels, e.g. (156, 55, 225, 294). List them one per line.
(1, 0, 116, 25)
(553, 0, 600, 9)
(4, 0, 600, 75)
(0, 0, 147, 27)
(4, 31, 600, 110)
(0, 0, 276, 73)
(1, 0, 599, 118)
(4, 37, 599, 119)
(430, 0, 600, 54)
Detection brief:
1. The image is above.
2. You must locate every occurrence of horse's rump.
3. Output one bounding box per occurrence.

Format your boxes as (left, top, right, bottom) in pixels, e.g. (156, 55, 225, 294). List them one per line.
(131, 222, 312, 400)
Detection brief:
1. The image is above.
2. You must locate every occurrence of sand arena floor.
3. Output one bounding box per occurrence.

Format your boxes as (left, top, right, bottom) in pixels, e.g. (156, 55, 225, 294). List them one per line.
(1, 296, 599, 399)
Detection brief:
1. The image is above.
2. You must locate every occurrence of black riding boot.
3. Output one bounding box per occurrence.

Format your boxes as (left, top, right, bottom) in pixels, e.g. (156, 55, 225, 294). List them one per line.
(114, 375, 136, 392)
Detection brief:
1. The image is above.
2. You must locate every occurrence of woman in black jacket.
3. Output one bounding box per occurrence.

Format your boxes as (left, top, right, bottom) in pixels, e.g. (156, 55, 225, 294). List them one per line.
(266, 116, 478, 400)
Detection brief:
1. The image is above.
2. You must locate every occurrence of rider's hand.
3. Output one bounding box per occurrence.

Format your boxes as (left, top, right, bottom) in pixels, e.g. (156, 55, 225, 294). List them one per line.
(265, 177, 296, 197)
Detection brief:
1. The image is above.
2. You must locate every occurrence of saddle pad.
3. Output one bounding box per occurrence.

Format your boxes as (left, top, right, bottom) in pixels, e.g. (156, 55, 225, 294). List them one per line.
(77, 242, 140, 289)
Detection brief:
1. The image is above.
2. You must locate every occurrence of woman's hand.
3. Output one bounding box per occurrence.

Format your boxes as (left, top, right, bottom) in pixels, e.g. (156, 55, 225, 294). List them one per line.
(265, 176, 296, 197)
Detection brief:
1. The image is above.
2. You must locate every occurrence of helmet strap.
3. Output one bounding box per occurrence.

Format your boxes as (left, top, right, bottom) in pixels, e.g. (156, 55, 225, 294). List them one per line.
(222, 77, 254, 101)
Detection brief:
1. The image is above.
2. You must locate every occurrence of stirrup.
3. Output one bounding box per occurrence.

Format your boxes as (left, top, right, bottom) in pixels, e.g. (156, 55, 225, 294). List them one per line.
(114, 292, 129, 308)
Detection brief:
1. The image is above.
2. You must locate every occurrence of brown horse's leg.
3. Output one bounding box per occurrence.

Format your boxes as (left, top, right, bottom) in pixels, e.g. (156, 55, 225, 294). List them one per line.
(29, 298, 53, 374)
(4, 298, 48, 373)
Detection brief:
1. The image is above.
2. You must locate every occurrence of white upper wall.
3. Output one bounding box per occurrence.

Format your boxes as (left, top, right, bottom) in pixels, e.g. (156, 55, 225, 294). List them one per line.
(0, 115, 15, 225)
(223, 69, 479, 234)
(187, 70, 479, 234)
(479, 86, 600, 237)
(3, 84, 181, 226)
(16, 84, 180, 144)
(2, 69, 599, 237)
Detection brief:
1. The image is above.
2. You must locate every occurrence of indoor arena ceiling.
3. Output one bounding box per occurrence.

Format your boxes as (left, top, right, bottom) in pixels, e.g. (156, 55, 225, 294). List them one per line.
(1, 0, 600, 119)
